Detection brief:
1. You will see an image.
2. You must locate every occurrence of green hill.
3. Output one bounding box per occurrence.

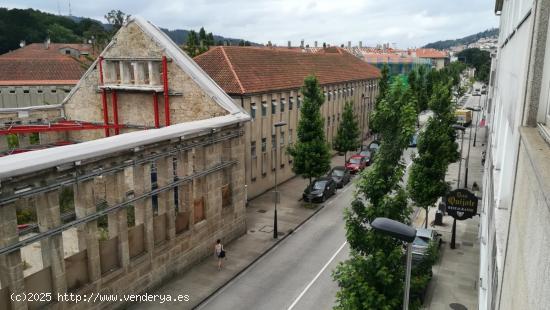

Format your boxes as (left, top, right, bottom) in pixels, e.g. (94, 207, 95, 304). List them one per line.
(424, 28, 499, 50)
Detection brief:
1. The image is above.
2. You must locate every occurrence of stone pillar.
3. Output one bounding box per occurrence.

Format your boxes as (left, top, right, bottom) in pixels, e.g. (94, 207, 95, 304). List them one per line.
(104, 171, 130, 269)
(74, 179, 102, 282)
(17, 134, 30, 148)
(156, 156, 175, 240)
(231, 136, 246, 217)
(133, 163, 154, 254)
(35, 190, 67, 296)
(0, 135, 8, 152)
(0, 203, 27, 310)
(205, 144, 222, 220)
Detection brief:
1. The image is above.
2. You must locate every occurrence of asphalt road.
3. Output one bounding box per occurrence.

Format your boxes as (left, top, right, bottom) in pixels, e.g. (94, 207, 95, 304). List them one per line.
(197, 178, 356, 310)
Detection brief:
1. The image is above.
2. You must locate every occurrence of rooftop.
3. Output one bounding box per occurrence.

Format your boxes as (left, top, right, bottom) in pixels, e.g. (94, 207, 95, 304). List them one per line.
(0, 43, 92, 86)
(193, 46, 380, 95)
(413, 48, 449, 59)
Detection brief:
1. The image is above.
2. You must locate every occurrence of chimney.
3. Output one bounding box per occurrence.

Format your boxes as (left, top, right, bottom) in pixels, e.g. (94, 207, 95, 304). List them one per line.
(359, 41, 362, 48)
(300, 40, 304, 48)
(19, 40, 26, 48)
(314, 41, 318, 48)
(288, 41, 291, 48)
(44, 37, 50, 49)
(348, 41, 351, 48)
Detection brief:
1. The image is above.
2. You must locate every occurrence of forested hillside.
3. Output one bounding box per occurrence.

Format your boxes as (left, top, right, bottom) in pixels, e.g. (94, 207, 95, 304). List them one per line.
(424, 28, 499, 50)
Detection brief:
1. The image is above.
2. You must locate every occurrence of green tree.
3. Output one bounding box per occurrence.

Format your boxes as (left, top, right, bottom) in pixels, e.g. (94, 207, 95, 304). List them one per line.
(333, 101, 360, 164)
(46, 23, 80, 43)
(288, 75, 331, 186)
(376, 64, 390, 106)
(207, 32, 215, 46)
(408, 81, 459, 228)
(334, 78, 417, 309)
(104, 10, 130, 33)
(457, 48, 490, 83)
(185, 30, 199, 57)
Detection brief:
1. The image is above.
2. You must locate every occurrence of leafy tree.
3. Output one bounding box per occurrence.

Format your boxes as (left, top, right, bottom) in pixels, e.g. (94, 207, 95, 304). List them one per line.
(288, 75, 331, 186)
(457, 48, 490, 83)
(408, 81, 459, 228)
(104, 10, 130, 33)
(376, 64, 390, 106)
(333, 101, 360, 164)
(207, 32, 215, 46)
(47, 23, 80, 43)
(185, 30, 199, 57)
(334, 78, 417, 309)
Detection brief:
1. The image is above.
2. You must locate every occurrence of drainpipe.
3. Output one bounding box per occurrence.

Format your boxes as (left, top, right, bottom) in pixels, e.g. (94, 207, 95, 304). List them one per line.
(98, 56, 110, 137)
(162, 56, 170, 126)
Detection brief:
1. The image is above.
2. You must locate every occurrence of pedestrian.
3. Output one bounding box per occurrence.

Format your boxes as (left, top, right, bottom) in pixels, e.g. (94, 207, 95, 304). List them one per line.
(214, 239, 225, 270)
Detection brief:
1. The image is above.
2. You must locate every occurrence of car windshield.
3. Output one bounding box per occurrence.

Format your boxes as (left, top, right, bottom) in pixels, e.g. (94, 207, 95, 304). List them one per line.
(360, 151, 371, 158)
(332, 169, 344, 177)
(313, 181, 327, 190)
(413, 236, 430, 246)
(349, 158, 361, 164)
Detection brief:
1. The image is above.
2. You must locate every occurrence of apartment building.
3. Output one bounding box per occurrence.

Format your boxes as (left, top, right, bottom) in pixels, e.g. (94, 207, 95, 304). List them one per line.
(479, 0, 550, 309)
(195, 46, 380, 198)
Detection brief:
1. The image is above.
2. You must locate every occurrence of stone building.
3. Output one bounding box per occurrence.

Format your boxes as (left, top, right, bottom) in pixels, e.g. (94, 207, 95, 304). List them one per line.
(479, 0, 550, 309)
(411, 48, 449, 70)
(194, 46, 380, 199)
(0, 16, 249, 309)
(0, 42, 92, 108)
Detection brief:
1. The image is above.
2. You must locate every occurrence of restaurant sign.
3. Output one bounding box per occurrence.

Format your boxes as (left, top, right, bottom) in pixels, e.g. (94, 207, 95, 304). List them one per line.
(445, 189, 478, 220)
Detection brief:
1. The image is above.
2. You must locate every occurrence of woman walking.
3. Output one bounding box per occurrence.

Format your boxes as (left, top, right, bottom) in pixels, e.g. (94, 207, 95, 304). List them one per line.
(214, 239, 225, 270)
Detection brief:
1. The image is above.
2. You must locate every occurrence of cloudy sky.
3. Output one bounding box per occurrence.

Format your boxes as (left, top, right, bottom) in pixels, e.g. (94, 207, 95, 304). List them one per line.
(2, 0, 499, 48)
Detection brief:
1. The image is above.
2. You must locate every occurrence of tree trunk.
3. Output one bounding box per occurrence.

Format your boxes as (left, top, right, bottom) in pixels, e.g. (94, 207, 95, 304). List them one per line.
(344, 151, 347, 166)
(425, 207, 429, 229)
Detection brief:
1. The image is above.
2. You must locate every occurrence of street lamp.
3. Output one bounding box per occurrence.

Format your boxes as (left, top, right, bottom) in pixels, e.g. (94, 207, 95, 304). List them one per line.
(273, 121, 287, 239)
(463, 107, 481, 188)
(451, 124, 466, 250)
(371, 217, 417, 310)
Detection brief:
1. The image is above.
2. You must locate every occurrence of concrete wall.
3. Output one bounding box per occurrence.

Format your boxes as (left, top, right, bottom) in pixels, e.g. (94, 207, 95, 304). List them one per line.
(241, 80, 378, 199)
(63, 21, 228, 142)
(0, 85, 72, 108)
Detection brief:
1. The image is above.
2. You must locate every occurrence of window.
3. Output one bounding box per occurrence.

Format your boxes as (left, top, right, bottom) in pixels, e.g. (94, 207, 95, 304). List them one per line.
(65, 50, 71, 55)
(262, 138, 267, 152)
(194, 197, 205, 223)
(351, 87, 354, 96)
(280, 131, 285, 145)
(251, 141, 257, 157)
(337, 113, 340, 122)
(297, 96, 302, 109)
(271, 99, 277, 114)
(324, 91, 328, 100)
(250, 103, 256, 119)
(272, 134, 276, 149)
(328, 91, 332, 101)
(327, 117, 331, 126)
(289, 129, 293, 145)
(332, 115, 336, 123)
(289, 97, 294, 110)
(261, 101, 267, 117)
(280, 98, 285, 113)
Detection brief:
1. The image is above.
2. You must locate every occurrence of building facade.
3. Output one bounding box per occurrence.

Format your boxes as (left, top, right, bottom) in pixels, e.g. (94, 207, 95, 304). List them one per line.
(194, 46, 380, 199)
(479, 1, 550, 309)
(0, 43, 92, 108)
(0, 16, 250, 309)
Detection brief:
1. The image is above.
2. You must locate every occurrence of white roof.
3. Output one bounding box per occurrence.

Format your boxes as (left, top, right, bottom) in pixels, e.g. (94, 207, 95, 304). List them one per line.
(0, 114, 248, 179)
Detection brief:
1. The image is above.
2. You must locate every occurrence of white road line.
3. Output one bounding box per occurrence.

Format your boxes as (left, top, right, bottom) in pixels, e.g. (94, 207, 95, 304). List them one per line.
(287, 241, 348, 310)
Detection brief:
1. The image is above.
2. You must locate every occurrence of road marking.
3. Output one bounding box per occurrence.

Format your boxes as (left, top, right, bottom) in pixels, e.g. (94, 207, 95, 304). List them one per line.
(287, 241, 348, 310)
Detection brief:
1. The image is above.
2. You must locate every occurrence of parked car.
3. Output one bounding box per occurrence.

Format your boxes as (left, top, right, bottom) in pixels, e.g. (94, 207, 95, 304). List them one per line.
(302, 177, 337, 202)
(357, 149, 373, 165)
(368, 141, 380, 152)
(412, 228, 442, 262)
(409, 132, 418, 147)
(345, 155, 367, 174)
(328, 166, 351, 188)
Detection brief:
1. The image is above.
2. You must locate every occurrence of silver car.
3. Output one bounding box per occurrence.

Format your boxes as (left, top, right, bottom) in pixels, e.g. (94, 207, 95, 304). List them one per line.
(411, 228, 442, 262)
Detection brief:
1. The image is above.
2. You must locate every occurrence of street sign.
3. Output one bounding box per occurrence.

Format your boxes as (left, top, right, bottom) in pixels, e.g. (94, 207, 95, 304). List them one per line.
(445, 189, 478, 220)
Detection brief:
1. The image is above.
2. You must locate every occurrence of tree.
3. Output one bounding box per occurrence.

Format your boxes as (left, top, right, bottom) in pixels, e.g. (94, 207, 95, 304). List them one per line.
(334, 78, 417, 309)
(185, 30, 199, 57)
(207, 32, 215, 46)
(104, 10, 130, 33)
(457, 48, 490, 83)
(408, 81, 459, 228)
(288, 75, 331, 186)
(376, 64, 390, 106)
(333, 101, 361, 164)
(47, 23, 80, 43)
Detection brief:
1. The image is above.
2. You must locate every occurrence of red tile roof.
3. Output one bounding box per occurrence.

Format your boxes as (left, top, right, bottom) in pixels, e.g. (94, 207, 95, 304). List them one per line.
(0, 43, 91, 86)
(413, 48, 448, 59)
(194, 46, 380, 95)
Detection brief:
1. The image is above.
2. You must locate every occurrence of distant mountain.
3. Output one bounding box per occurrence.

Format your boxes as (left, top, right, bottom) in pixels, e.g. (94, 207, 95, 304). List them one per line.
(424, 28, 499, 50)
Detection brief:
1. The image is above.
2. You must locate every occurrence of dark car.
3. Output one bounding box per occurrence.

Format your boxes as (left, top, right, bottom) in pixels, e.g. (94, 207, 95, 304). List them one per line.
(345, 155, 367, 174)
(328, 166, 351, 188)
(357, 150, 373, 165)
(409, 132, 418, 147)
(303, 177, 337, 202)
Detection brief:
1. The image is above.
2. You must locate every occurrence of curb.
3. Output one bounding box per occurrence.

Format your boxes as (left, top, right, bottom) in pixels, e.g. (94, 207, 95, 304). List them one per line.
(192, 200, 330, 309)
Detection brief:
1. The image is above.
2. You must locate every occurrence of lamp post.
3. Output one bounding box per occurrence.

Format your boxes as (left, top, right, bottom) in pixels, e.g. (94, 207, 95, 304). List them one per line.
(273, 121, 287, 239)
(473, 95, 482, 147)
(371, 217, 417, 310)
(463, 107, 481, 189)
(451, 125, 466, 250)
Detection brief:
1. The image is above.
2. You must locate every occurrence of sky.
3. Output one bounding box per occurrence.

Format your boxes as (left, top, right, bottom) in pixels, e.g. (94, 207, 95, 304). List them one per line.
(1, 0, 500, 48)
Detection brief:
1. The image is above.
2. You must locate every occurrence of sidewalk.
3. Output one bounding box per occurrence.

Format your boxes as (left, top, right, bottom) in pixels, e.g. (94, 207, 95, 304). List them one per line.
(130, 148, 359, 310)
(413, 115, 485, 310)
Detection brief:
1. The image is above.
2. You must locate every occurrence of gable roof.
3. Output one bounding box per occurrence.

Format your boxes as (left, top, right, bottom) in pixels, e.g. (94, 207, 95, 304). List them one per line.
(194, 46, 381, 95)
(62, 16, 248, 119)
(0, 43, 90, 86)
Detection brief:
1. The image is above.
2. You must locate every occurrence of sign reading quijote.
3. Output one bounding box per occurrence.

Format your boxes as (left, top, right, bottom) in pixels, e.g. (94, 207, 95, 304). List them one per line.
(445, 189, 478, 220)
